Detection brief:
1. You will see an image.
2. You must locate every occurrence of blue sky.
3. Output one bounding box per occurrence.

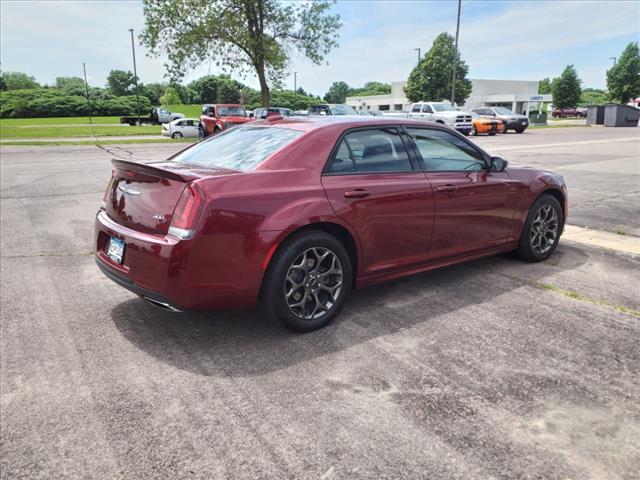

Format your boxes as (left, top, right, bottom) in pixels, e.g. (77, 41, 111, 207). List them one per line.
(1, 0, 638, 95)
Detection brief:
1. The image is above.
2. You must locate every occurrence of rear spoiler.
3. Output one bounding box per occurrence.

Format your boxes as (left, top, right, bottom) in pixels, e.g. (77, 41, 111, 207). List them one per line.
(111, 159, 196, 182)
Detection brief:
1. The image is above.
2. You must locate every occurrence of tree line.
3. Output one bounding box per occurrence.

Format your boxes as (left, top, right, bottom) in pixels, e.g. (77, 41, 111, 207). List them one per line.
(539, 42, 639, 108)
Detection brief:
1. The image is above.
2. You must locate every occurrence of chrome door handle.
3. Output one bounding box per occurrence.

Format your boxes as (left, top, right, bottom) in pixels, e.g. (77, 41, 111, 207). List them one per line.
(344, 189, 370, 199)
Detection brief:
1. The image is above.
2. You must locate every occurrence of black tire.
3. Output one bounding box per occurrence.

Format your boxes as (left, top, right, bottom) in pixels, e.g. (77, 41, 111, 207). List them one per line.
(198, 125, 207, 139)
(515, 128, 525, 134)
(489, 132, 496, 136)
(261, 230, 353, 332)
(517, 194, 563, 262)
(171, 132, 183, 139)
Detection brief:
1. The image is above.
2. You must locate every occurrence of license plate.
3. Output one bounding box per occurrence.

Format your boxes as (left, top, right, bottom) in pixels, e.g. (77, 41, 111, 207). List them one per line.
(107, 237, 125, 264)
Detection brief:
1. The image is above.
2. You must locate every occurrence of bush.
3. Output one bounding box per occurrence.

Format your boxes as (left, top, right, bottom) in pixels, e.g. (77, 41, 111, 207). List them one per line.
(0, 89, 151, 118)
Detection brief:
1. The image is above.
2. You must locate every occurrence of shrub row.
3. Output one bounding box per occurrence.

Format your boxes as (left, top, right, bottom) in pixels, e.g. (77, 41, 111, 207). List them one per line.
(0, 89, 151, 118)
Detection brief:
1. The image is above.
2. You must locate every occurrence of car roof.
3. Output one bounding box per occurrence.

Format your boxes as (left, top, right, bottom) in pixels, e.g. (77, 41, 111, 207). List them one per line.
(251, 115, 444, 133)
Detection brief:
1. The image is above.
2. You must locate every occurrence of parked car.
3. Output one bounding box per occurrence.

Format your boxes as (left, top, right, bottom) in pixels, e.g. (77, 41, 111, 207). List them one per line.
(471, 107, 529, 133)
(551, 108, 586, 118)
(308, 104, 359, 116)
(199, 104, 252, 138)
(357, 110, 383, 116)
(469, 112, 505, 136)
(384, 102, 473, 135)
(120, 107, 184, 126)
(161, 118, 200, 139)
(253, 107, 293, 119)
(96, 116, 567, 332)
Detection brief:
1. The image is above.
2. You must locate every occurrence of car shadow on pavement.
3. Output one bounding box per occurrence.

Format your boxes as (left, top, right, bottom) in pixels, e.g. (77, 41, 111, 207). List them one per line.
(111, 244, 589, 378)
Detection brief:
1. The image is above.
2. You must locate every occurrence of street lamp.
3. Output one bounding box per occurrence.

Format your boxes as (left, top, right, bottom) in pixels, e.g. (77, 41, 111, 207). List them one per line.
(414, 48, 421, 64)
(82, 62, 93, 127)
(129, 28, 141, 126)
(610, 56, 617, 66)
(451, 0, 462, 105)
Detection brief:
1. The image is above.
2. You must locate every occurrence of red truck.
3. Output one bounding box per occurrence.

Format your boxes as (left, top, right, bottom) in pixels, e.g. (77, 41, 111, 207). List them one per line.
(199, 104, 253, 138)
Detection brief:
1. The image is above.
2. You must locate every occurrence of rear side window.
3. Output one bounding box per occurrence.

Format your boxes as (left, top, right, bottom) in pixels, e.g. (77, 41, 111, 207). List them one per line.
(171, 126, 303, 171)
(326, 128, 412, 174)
(406, 128, 486, 172)
(411, 104, 421, 113)
(421, 104, 433, 113)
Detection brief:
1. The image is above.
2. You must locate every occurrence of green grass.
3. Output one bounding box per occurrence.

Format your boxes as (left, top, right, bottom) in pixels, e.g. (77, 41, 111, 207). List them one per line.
(0, 138, 197, 146)
(0, 124, 160, 139)
(0, 116, 121, 126)
(166, 104, 202, 118)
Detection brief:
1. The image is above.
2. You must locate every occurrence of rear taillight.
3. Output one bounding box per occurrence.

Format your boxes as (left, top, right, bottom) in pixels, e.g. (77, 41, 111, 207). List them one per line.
(100, 170, 114, 210)
(168, 184, 204, 240)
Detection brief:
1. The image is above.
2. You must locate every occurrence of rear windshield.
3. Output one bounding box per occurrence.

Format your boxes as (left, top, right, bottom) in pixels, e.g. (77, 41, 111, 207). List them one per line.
(171, 126, 303, 171)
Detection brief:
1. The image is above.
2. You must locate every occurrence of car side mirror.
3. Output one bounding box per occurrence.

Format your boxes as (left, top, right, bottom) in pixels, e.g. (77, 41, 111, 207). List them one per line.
(489, 157, 508, 172)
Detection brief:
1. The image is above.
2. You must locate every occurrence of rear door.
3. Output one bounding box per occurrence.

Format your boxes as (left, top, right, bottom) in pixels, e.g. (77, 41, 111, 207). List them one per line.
(405, 127, 518, 259)
(321, 127, 434, 277)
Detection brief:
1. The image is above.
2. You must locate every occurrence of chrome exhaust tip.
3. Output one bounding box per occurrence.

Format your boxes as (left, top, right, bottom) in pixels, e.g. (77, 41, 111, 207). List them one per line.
(143, 297, 182, 312)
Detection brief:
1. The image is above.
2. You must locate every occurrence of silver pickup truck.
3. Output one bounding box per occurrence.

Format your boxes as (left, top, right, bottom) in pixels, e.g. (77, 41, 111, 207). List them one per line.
(384, 102, 473, 135)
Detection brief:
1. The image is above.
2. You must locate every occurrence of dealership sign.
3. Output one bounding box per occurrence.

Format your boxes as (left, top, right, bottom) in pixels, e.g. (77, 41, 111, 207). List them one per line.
(529, 95, 544, 101)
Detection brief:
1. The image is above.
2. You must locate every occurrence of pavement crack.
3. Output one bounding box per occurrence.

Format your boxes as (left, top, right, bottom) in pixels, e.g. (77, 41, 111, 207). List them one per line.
(1, 252, 93, 259)
(487, 269, 640, 318)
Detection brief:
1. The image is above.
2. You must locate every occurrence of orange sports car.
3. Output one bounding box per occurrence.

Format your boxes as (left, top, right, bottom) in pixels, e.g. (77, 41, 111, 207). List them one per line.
(470, 112, 505, 136)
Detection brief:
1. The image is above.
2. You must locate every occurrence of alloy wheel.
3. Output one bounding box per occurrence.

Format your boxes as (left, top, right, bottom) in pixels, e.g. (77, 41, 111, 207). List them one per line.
(530, 204, 559, 254)
(284, 247, 343, 320)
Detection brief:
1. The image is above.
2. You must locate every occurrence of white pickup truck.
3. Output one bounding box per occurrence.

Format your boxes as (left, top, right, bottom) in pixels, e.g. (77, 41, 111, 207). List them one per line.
(384, 102, 473, 135)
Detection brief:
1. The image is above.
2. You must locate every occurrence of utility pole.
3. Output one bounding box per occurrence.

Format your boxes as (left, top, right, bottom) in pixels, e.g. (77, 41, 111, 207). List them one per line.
(82, 62, 93, 126)
(294, 71, 297, 97)
(414, 48, 421, 64)
(610, 56, 617, 66)
(451, 0, 462, 106)
(129, 28, 141, 126)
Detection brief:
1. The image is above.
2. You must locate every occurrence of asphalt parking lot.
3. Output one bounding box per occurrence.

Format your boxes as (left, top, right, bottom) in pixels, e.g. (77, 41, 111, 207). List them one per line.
(1, 127, 639, 479)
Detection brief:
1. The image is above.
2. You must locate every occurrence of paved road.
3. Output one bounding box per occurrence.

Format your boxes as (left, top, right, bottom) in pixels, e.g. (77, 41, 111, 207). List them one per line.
(1, 128, 639, 479)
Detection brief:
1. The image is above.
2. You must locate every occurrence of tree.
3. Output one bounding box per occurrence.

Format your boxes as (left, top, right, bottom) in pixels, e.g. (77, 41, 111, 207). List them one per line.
(323, 81, 351, 103)
(404, 33, 472, 105)
(607, 42, 640, 104)
(141, 0, 341, 107)
(160, 86, 181, 105)
(106, 70, 138, 96)
(55, 77, 86, 96)
(0, 71, 40, 90)
(551, 65, 582, 109)
(142, 82, 167, 105)
(580, 88, 607, 105)
(538, 78, 552, 94)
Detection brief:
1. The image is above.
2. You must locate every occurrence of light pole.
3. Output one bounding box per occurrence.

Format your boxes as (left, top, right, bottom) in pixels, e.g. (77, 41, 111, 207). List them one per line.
(129, 28, 141, 126)
(610, 56, 617, 66)
(414, 48, 421, 64)
(451, 0, 462, 105)
(82, 62, 93, 126)
(294, 71, 297, 96)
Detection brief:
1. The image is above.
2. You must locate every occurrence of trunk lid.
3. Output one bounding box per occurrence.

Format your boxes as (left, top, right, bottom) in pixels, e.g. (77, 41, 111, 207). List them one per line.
(105, 159, 236, 235)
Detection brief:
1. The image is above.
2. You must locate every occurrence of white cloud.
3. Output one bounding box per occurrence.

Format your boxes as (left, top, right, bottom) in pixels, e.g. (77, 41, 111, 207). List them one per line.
(0, 0, 638, 94)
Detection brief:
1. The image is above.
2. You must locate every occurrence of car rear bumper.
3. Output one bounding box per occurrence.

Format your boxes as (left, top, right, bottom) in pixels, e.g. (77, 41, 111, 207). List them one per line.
(95, 210, 272, 310)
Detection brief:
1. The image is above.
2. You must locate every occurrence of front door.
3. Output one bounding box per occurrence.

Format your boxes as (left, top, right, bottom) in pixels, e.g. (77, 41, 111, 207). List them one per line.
(405, 127, 518, 259)
(322, 127, 434, 277)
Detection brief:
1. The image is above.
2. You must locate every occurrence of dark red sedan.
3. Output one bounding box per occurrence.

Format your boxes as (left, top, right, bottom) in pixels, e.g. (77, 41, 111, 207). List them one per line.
(96, 116, 567, 331)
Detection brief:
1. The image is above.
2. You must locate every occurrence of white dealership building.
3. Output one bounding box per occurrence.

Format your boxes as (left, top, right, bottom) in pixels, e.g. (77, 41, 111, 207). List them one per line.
(346, 79, 552, 114)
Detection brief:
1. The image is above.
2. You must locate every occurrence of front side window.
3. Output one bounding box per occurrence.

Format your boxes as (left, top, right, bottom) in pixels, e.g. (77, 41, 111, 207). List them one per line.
(411, 104, 421, 113)
(406, 128, 486, 172)
(326, 128, 412, 174)
(421, 104, 433, 113)
(171, 126, 303, 171)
